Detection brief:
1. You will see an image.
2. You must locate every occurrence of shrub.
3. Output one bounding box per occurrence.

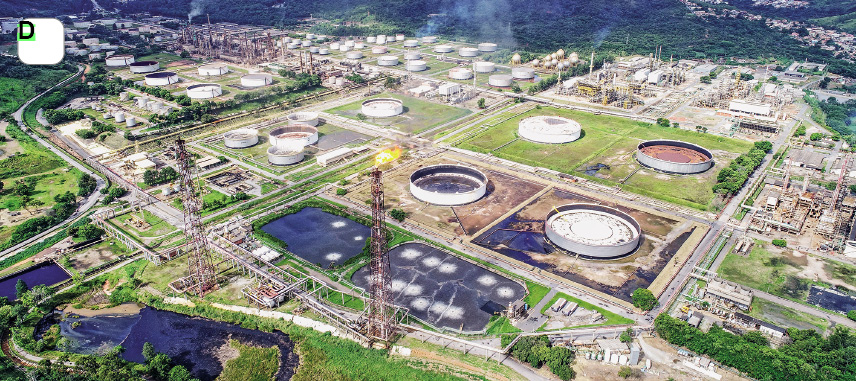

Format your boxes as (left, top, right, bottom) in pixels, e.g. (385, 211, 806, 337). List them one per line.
(336, 188, 347, 196)
(631, 288, 657, 311)
(771, 239, 787, 247)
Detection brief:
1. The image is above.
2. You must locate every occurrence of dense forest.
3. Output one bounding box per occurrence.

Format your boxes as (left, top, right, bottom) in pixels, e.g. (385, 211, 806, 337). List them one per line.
(0, 0, 91, 17)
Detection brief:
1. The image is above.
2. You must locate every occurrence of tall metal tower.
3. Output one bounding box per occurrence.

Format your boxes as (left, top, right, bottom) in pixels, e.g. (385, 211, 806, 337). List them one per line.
(367, 167, 395, 342)
(175, 138, 217, 296)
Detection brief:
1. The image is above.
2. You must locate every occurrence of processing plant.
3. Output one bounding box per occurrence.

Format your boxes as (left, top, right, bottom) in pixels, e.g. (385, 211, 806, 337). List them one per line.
(545, 204, 642, 259)
(636, 140, 714, 174)
(409, 164, 488, 206)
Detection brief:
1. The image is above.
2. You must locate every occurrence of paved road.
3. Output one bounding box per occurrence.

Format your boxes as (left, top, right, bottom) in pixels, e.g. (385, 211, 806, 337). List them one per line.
(1, 66, 108, 260)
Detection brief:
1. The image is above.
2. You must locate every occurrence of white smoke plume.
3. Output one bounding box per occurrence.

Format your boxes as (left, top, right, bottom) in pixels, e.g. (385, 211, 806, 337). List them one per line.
(188, 0, 207, 23)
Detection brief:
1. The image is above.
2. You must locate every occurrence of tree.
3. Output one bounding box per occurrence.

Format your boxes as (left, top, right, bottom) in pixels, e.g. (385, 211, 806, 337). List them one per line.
(14, 179, 34, 196)
(632, 288, 657, 311)
(0, 180, 4, 192)
(511, 83, 522, 93)
(179, 50, 190, 58)
(389, 209, 407, 222)
(168, 365, 194, 381)
(74, 224, 104, 240)
(743, 331, 769, 346)
(754, 141, 773, 153)
(142, 342, 156, 362)
(619, 327, 633, 343)
(847, 310, 856, 321)
(356, 113, 367, 121)
(810, 132, 823, 141)
(794, 125, 806, 137)
(478, 98, 486, 109)
(700, 75, 712, 84)
(618, 366, 633, 378)
(772, 239, 787, 247)
(15, 279, 28, 299)
(336, 188, 347, 196)
(656, 118, 670, 127)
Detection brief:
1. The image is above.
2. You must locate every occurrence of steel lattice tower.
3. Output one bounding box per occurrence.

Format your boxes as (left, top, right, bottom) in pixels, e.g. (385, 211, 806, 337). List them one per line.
(175, 138, 217, 296)
(367, 167, 395, 341)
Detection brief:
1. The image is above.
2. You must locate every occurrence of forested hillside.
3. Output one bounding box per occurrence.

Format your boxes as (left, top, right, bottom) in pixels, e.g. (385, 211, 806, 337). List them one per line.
(0, 0, 91, 17)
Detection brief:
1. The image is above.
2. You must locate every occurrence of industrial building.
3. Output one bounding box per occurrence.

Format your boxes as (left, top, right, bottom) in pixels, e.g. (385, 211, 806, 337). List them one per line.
(705, 279, 753, 310)
(636, 140, 714, 174)
(409, 164, 488, 206)
(316, 147, 355, 167)
(544, 204, 642, 259)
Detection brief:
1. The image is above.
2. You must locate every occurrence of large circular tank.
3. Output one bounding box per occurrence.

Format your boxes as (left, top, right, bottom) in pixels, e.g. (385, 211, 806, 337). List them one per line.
(241, 73, 273, 87)
(403, 52, 422, 60)
(449, 67, 474, 80)
(223, 128, 259, 149)
(354, 42, 365, 49)
(129, 60, 159, 74)
(421, 36, 438, 44)
(518, 116, 582, 144)
(344, 40, 355, 47)
(366, 36, 376, 43)
(406, 60, 427, 72)
(287, 42, 299, 49)
(488, 74, 513, 87)
(306, 33, 315, 40)
(126, 116, 137, 127)
(478, 43, 498, 52)
(371, 46, 388, 54)
(636, 140, 714, 174)
(361, 98, 403, 117)
(286, 111, 319, 127)
(267, 146, 305, 166)
(512, 67, 535, 80)
(395, 34, 405, 41)
(309, 47, 319, 54)
(186, 83, 222, 99)
(459, 47, 479, 57)
(198, 64, 229, 76)
(410, 164, 488, 206)
(105, 54, 134, 67)
(302, 40, 312, 47)
(136, 97, 148, 108)
(377, 55, 399, 66)
(144, 71, 179, 86)
(434, 45, 453, 53)
(403, 39, 419, 48)
(545, 204, 642, 259)
(330, 42, 341, 50)
(346, 51, 363, 59)
(376, 35, 387, 44)
(339, 45, 351, 52)
(473, 61, 495, 73)
(319, 48, 330, 55)
(269, 125, 319, 147)
(113, 111, 125, 122)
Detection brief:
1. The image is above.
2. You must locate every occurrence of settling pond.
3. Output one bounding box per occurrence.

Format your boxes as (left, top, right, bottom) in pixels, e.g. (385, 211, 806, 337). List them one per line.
(260, 207, 370, 266)
(53, 306, 298, 380)
(352, 242, 525, 332)
(0, 263, 70, 300)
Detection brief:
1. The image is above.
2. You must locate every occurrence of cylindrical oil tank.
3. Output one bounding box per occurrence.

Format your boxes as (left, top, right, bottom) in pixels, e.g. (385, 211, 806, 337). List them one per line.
(406, 60, 427, 72)
(489, 74, 513, 87)
(287, 43, 299, 49)
(309, 46, 319, 53)
(339, 45, 351, 52)
(198, 64, 229, 76)
(367, 36, 376, 43)
(361, 98, 404, 118)
(268, 146, 305, 166)
(473, 61, 495, 73)
(269, 125, 319, 146)
(319, 48, 330, 55)
(335, 77, 344, 86)
(282, 37, 292, 43)
(330, 42, 341, 50)
(395, 34, 405, 41)
(102, 112, 112, 119)
(354, 42, 365, 49)
(114, 112, 125, 122)
(223, 128, 259, 149)
(512, 67, 535, 80)
(433, 45, 453, 53)
(346, 51, 363, 59)
(449, 67, 473, 80)
(286, 111, 320, 127)
(129, 61, 159, 74)
(105, 54, 135, 67)
(377, 56, 399, 66)
(186, 83, 223, 99)
(403, 52, 422, 60)
(241, 73, 273, 87)
(126, 116, 137, 127)
(306, 33, 315, 40)
(344, 40, 355, 47)
(403, 39, 419, 48)
(478, 43, 497, 52)
(302, 40, 312, 47)
(421, 36, 438, 44)
(376, 35, 387, 44)
(144, 71, 179, 86)
(149, 101, 162, 112)
(459, 47, 479, 57)
(372, 46, 388, 54)
(137, 97, 148, 108)
(119, 92, 129, 101)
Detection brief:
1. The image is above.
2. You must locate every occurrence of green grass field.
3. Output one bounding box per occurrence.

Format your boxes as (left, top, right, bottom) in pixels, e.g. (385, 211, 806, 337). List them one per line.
(112, 209, 176, 238)
(0, 168, 81, 212)
(538, 292, 634, 331)
(457, 106, 754, 209)
(0, 69, 73, 116)
(326, 92, 471, 134)
(218, 340, 280, 381)
(748, 298, 828, 334)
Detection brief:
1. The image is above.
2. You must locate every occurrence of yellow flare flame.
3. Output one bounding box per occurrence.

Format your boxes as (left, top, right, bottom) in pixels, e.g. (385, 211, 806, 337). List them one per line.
(374, 147, 401, 166)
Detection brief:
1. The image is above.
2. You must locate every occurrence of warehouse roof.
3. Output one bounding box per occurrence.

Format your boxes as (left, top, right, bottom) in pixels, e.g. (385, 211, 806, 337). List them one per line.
(787, 148, 828, 169)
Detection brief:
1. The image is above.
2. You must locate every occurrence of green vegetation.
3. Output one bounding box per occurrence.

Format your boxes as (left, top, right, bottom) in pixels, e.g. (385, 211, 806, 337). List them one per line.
(69, 223, 104, 241)
(327, 93, 471, 134)
(388, 208, 407, 222)
(0, 124, 66, 180)
(713, 143, 769, 195)
(540, 292, 635, 327)
(143, 167, 178, 187)
(218, 340, 279, 381)
(631, 288, 658, 311)
(485, 315, 522, 335)
(772, 239, 787, 247)
(114, 209, 176, 238)
(523, 281, 550, 307)
(0, 56, 75, 119)
(656, 313, 856, 380)
(504, 335, 575, 380)
(849, 310, 856, 321)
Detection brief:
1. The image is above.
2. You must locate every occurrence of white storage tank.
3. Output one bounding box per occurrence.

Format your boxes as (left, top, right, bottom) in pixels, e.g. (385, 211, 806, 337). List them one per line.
(129, 61, 159, 74)
(371, 46, 388, 54)
(421, 36, 438, 44)
(198, 64, 229, 76)
(344, 40, 355, 47)
(354, 42, 365, 49)
(126, 116, 137, 127)
(105, 54, 135, 67)
(512, 67, 535, 80)
(395, 34, 405, 41)
(346, 51, 363, 59)
(223, 128, 259, 149)
(102, 112, 112, 119)
(403, 39, 419, 48)
(459, 47, 479, 57)
(306, 33, 315, 40)
(404, 52, 422, 60)
(241, 73, 273, 87)
(330, 42, 341, 50)
(361, 98, 404, 117)
(287, 42, 299, 49)
(286, 111, 320, 127)
(144, 72, 179, 86)
(309, 47, 319, 53)
(119, 92, 129, 101)
(149, 101, 163, 112)
(186, 83, 223, 99)
(137, 97, 148, 108)
(114, 111, 125, 122)
(367, 36, 376, 43)
(377, 56, 399, 66)
(449, 67, 474, 80)
(406, 60, 427, 72)
(434, 45, 453, 53)
(302, 40, 312, 47)
(319, 48, 330, 55)
(268, 145, 305, 166)
(473, 61, 495, 73)
(339, 44, 351, 52)
(489, 74, 513, 87)
(269, 125, 319, 147)
(478, 43, 498, 52)
(376, 35, 387, 44)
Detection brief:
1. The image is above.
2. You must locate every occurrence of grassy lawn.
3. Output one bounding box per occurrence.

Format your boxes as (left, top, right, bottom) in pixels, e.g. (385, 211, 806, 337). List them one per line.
(1, 124, 67, 181)
(718, 241, 815, 300)
(112, 209, 177, 238)
(484, 315, 522, 335)
(748, 298, 829, 334)
(523, 281, 550, 307)
(326, 92, 471, 134)
(539, 292, 634, 329)
(200, 187, 253, 216)
(218, 339, 280, 381)
(0, 69, 73, 116)
(0, 167, 81, 211)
